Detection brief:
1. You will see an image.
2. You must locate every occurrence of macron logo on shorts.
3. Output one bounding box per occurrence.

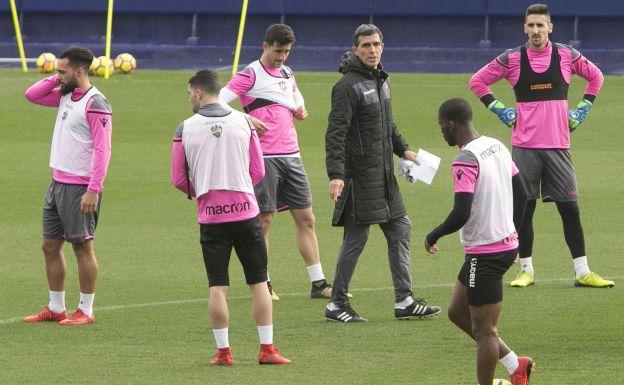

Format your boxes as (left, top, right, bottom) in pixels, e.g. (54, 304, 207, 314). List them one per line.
(469, 258, 477, 288)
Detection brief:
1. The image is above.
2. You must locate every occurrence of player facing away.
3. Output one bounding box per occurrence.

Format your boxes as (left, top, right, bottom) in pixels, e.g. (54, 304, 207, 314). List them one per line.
(469, 3, 614, 288)
(219, 24, 334, 301)
(23, 46, 112, 326)
(426, 98, 534, 385)
(171, 69, 291, 365)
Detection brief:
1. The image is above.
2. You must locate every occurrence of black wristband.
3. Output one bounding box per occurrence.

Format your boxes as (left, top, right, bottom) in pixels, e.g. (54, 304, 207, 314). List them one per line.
(583, 94, 596, 104)
(480, 94, 496, 108)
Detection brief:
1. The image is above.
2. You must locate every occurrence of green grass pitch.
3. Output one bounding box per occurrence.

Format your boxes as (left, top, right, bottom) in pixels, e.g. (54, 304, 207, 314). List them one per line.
(0, 68, 622, 385)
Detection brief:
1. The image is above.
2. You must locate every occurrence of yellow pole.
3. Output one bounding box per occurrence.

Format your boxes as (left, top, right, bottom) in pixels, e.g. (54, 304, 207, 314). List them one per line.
(104, 0, 114, 79)
(231, 0, 249, 77)
(9, 0, 28, 73)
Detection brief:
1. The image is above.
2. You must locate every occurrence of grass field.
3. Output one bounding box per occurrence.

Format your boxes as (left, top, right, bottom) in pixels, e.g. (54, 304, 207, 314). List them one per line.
(0, 68, 622, 385)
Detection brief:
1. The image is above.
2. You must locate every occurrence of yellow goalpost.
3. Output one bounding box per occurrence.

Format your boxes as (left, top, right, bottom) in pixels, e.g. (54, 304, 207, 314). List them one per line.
(9, 0, 28, 72)
(9, 0, 114, 77)
(232, 0, 249, 77)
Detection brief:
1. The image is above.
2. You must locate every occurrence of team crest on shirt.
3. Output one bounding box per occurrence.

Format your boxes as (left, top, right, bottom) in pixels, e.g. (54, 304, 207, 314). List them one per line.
(211, 124, 223, 137)
(455, 169, 464, 181)
(278, 80, 288, 92)
(61, 111, 68, 121)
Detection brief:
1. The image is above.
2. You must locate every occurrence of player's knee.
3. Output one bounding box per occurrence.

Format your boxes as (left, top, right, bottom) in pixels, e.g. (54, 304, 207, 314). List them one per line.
(41, 240, 62, 257)
(296, 212, 315, 229)
(471, 323, 499, 342)
(556, 201, 580, 219)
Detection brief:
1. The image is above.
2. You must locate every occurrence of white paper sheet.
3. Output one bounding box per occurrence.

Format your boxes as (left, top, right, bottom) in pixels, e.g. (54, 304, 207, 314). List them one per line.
(410, 149, 441, 185)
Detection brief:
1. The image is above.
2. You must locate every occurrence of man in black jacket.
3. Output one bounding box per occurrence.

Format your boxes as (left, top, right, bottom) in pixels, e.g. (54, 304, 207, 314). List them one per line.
(324, 24, 441, 323)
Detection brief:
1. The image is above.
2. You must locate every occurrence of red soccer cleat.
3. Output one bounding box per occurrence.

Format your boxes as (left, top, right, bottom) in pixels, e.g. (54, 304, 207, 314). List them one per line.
(58, 308, 95, 326)
(258, 344, 291, 365)
(210, 347, 234, 366)
(23, 306, 67, 323)
(509, 356, 536, 385)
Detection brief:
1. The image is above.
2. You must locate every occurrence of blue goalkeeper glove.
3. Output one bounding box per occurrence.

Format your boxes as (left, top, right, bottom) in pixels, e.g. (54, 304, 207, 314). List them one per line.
(488, 100, 517, 128)
(568, 99, 592, 132)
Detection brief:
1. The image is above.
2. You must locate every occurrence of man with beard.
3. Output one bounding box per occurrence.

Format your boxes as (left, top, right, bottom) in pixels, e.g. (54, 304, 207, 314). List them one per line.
(171, 69, 290, 365)
(425, 98, 533, 385)
(469, 3, 612, 289)
(23, 46, 112, 326)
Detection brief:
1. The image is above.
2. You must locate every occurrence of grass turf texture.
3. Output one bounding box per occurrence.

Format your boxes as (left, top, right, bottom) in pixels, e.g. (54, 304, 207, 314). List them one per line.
(0, 68, 622, 385)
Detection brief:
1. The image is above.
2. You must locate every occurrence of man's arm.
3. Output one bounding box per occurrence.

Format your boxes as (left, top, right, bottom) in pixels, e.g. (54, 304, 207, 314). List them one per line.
(469, 52, 517, 128)
(326, 82, 356, 181)
(568, 51, 604, 131)
(246, 117, 265, 186)
(425, 152, 478, 252)
(512, 166, 528, 231)
(85, 95, 112, 194)
(80, 95, 112, 214)
(326, 81, 357, 201)
(171, 123, 195, 198)
(426, 192, 473, 248)
(24, 75, 62, 107)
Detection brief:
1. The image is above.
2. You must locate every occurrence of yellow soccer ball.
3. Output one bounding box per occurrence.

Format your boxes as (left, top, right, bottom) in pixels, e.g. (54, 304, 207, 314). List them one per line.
(89, 57, 101, 75)
(93, 56, 114, 77)
(36, 53, 57, 73)
(114, 53, 137, 74)
(493, 379, 512, 385)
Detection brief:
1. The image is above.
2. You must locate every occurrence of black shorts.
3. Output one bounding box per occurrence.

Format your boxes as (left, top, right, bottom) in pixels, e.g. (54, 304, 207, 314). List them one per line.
(458, 250, 517, 307)
(199, 216, 268, 287)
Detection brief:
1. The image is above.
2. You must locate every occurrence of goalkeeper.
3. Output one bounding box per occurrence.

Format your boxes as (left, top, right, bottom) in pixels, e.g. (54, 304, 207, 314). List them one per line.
(469, 3, 613, 289)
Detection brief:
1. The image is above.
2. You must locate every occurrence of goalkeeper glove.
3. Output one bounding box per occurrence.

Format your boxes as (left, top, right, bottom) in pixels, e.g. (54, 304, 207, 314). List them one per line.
(488, 100, 517, 128)
(568, 99, 592, 132)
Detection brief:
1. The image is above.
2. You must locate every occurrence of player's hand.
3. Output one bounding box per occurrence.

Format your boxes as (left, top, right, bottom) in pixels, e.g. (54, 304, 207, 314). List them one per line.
(80, 191, 99, 214)
(294, 106, 308, 121)
(248, 116, 269, 136)
(329, 179, 344, 202)
(402, 150, 421, 165)
(424, 239, 438, 254)
(488, 100, 517, 128)
(568, 99, 592, 132)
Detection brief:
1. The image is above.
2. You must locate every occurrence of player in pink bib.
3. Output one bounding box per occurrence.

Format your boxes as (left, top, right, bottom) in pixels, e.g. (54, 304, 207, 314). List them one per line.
(469, 4, 613, 289)
(220, 24, 335, 300)
(23, 46, 113, 326)
(426, 98, 534, 385)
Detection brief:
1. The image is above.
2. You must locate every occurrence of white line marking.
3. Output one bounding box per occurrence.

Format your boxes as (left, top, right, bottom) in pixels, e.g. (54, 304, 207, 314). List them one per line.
(2, 276, 619, 326)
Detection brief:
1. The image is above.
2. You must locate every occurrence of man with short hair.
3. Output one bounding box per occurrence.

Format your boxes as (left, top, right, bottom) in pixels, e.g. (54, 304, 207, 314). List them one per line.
(172, 69, 290, 365)
(220, 23, 334, 300)
(324, 24, 441, 322)
(23, 46, 112, 326)
(469, 3, 613, 288)
(426, 98, 534, 385)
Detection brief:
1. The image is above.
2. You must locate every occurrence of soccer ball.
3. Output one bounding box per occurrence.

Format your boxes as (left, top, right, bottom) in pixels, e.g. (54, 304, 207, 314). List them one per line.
(493, 380, 512, 385)
(92, 56, 114, 77)
(114, 53, 137, 74)
(36, 53, 57, 73)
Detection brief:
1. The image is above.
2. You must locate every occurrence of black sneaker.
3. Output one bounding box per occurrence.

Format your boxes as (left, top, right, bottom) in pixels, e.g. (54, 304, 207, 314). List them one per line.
(325, 303, 368, 323)
(311, 280, 333, 299)
(394, 298, 441, 320)
(267, 281, 279, 301)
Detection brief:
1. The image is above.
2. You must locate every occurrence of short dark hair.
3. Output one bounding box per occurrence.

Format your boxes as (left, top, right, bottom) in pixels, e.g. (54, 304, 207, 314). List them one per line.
(59, 46, 94, 72)
(526, 3, 550, 19)
(264, 24, 296, 46)
(353, 24, 383, 47)
(439, 98, 473, 125)
(188, 69, 221, 96)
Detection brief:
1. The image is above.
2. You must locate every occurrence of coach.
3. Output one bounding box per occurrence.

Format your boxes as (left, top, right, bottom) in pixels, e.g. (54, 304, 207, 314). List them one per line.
(324, 24, 441, 323)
